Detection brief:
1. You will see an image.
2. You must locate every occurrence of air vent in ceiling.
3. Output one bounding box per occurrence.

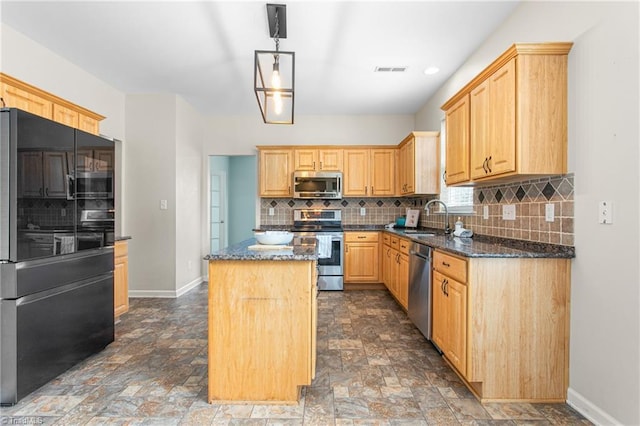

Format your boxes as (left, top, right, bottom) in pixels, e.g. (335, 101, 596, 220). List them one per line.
(374, 66, 408, 73)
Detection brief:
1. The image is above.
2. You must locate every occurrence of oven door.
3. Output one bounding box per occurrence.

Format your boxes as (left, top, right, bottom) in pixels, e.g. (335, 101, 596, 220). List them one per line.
(317, 233, 343, 275)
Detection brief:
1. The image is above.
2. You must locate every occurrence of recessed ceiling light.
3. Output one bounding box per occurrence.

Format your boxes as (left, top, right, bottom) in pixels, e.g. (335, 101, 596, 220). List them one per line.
(423, 66, 440, 75)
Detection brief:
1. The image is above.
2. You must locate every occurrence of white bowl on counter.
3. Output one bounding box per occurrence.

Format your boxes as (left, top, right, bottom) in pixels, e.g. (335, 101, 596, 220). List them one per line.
(254, 230, 294, 245)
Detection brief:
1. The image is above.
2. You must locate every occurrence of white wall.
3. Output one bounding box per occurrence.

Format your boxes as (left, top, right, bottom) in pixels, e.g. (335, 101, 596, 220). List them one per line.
(415, 3, 639, 424)
(175, 97, 204, 295)
(125, 94, 178, 295)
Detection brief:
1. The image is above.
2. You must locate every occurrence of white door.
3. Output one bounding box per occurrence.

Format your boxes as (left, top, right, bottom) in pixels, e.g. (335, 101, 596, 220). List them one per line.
(210, 171, 227, 251)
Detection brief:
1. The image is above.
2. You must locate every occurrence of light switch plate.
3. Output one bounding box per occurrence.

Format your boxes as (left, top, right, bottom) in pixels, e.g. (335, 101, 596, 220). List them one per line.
(483, 205, 489, 220)
(268, 207, 275, 216)
(160, 199, 168, 210)
(545, 204, 555, 222)
(502, 204, 516, 220)
(360, 207, 366, 216)
(598, 200, 613, 224)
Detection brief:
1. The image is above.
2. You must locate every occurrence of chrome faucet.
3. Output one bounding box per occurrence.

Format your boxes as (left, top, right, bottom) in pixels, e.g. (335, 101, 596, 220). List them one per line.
(424, 199, 451, 234)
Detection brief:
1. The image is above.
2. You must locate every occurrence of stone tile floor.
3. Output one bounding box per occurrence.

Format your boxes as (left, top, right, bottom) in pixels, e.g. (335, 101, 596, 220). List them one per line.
(0, 283, 591, 425)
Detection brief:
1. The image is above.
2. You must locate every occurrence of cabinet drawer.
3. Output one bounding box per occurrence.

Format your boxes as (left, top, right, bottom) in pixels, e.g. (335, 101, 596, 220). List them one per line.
(382, 233, 391, 246)
(398, 238, 410, 254)
(390, 236, 399, 249)
(345, 232, 379, 243)
(434, 250, 467, 283)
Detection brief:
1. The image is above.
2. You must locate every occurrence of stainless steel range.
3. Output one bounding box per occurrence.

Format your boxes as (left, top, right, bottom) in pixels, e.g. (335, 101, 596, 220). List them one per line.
(292, 209, 343, 291)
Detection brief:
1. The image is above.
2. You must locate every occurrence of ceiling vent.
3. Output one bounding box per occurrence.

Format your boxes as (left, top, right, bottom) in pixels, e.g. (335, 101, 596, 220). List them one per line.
(374, 66, 408, 73)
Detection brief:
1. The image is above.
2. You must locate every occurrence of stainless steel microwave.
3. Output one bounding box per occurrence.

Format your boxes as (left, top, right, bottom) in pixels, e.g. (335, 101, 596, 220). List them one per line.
(293, 171, 342, 199)
(67, 171, 114, 199)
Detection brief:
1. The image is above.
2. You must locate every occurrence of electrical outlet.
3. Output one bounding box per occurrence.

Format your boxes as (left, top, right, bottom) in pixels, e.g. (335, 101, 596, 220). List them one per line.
(268, 207, 275, 216)
(360, 207, 366, 216)
(598, 200, 613, 224)
(545, 204, 555, 222)
(160, 199, 168, 210)
(502, 204, 516, 220)
(61, 208, 66, 217)
(483, 205, 489, 220)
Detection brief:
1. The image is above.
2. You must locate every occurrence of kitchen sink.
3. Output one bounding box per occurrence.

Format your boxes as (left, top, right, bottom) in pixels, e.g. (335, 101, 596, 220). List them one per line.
(409, 233, 436, 238)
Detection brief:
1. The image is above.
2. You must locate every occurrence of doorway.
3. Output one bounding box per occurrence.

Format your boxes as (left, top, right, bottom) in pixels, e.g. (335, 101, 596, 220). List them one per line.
(209, 155, 258, 250)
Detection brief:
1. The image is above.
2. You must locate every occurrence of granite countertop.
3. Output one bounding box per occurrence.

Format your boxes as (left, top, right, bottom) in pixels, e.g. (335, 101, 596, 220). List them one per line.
(115, 236, 132, 241)
(204, 237, 318, 261)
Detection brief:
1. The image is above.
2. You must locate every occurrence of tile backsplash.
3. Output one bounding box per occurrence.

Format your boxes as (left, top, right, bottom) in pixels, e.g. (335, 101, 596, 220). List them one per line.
(260, 173, 574, 246)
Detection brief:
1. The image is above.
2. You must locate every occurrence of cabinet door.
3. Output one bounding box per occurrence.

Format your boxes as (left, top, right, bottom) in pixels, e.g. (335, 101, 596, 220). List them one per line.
(400, 139, 415, 194)
(487, 58, 516, 177)
(1, 82, 53, 119)
(446, 278, 467, 376)
(396, 253, 409, 309)
(343, 149, 369, 196)
(294, 149, 318, 171)
(114, 252, 129, 317)
(382, 245, 393, 291)
(445, 95, 470, 185)
(470, 80, 490, 179)
(78, 114, 100, 135)
(18, 152, 44, 197)
(259, 149, 293, 197)
(318, 149, 343, 171)
(43, 152, 69, 198)
(76, 149, 94, 172)
(370, 149, 395, 196)
(344, 242, 380, 282)
(53, 104, 79, 128)
(432, 271, 448, 352)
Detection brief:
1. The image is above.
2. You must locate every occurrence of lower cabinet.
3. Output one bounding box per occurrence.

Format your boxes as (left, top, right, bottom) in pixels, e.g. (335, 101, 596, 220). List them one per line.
(114, 240, 129, 317)
(432, 249, 571, 402)
(344, 232, 380, 283)
(381, 234, 410, 310)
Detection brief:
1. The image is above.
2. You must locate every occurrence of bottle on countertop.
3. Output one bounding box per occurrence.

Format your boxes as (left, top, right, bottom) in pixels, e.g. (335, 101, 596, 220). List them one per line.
(455, 217, 463, 232)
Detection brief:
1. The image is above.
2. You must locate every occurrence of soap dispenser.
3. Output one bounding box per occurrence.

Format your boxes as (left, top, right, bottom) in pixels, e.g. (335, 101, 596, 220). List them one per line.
(455, 217, 463, 232)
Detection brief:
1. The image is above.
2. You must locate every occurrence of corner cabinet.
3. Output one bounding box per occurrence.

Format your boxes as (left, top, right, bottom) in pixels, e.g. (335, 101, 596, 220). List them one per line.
(442, 42, 572, 185)
(344, 232, 380, 283)
(114, 240, 129, 317)
(1, 73, 104, 135)
(397, 132, 440, 195)
(258, 147, 293, 197)
(432, 249, 571, 402)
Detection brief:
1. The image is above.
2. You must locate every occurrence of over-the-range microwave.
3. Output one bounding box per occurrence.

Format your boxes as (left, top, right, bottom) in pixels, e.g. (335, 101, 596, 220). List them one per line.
(293, 171, 342, 199)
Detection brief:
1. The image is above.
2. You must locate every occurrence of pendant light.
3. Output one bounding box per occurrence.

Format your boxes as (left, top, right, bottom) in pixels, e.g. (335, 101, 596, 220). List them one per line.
(254, 3, 295, 124)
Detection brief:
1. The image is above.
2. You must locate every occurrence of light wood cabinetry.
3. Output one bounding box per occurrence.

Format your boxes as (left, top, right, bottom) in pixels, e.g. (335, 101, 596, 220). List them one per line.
(343, 148, 395, 197)
(381, 234, 410, 310)
(114, 240, 129, 317)
(73, 149, 114, 172)
(0, 73, 104, 135)
(344, 232, 380, 283)
(432, 249, 571, 402)
(208, 258, 317, 403)
(294, 148, 343, 171)
(17, 151, 69, 198)
(442, 43, 572, 185)
(397, 132, 440, 195)
(444, 95, 470, 185)
(258, 147, 293, 197)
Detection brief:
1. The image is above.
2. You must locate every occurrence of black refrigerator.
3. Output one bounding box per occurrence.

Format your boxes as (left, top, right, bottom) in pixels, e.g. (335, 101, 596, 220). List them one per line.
(0, 108, 115, 405)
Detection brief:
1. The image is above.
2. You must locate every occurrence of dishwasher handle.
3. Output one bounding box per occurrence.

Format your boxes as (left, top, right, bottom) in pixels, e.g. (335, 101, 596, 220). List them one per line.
(409, 250, 431, 261)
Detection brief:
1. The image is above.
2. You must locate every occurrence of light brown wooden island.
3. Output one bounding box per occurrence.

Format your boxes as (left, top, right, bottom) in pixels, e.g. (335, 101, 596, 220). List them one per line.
(204, 238, 317, 404)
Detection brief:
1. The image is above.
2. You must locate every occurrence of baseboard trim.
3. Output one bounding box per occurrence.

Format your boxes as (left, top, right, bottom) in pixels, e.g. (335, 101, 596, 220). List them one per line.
(129, 276, 204, 298)
(567, 387, 622, 426)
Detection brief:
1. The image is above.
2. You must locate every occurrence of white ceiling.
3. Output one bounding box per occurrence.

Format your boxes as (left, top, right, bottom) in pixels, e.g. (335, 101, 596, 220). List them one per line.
(1, 1, 520, 116)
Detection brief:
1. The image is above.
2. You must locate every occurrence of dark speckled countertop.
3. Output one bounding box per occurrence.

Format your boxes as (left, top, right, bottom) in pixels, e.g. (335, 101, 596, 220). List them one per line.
(258, 224, 575, 259)
(204, 237, 317, 261)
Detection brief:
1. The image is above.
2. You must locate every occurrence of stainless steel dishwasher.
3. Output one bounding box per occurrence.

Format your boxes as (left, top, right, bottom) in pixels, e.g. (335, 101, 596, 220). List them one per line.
(408, 241, 433, 340)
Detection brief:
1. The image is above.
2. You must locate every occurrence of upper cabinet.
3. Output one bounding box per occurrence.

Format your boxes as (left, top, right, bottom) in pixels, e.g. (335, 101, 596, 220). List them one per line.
(17, 151, 69, 199)
(343, 148, 395, 197)
(442, 42, 573, 185)
(294, 148, 343, 171)
(258, 147, 294, 197)
(397, 132, 440, 196)
(0, 73, 104, 135)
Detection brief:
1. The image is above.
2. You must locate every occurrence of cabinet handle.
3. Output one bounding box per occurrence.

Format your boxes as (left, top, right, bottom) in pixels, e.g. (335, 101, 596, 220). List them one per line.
(487, 155, 492, 173)
(442, 170, 446, 182)
(45, 188, 49, 197)
(444, 279, 449, 296)
(371, 186, 374, 195)
(319, 161, 322, 169)
(442, 261, 450, 267)
(314, 161, 316, 169)
(345, 246, 348, 253)
(357, 236, 366, 239)
(365, 186, 368, 195)
(482, 158, 488, 173)
(39, 188, 43, 196)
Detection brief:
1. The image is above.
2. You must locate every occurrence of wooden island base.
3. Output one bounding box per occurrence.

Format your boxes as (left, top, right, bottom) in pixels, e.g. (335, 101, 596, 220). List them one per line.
(207, 259, 317, 404)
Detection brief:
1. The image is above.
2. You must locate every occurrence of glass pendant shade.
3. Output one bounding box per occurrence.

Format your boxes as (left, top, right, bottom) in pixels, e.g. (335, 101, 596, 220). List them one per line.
(254, 49, 295, 124)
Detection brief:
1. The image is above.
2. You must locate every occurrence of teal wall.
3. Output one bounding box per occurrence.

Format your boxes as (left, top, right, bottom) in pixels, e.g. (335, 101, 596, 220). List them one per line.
(228, 156, 257, 245)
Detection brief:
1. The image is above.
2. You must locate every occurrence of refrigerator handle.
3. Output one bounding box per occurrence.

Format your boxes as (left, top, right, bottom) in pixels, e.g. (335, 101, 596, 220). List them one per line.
(66, 174, 75, 200)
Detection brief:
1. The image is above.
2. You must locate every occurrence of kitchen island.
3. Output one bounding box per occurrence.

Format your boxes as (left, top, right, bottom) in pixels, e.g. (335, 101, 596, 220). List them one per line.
(204, 237, 318, 404)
